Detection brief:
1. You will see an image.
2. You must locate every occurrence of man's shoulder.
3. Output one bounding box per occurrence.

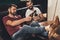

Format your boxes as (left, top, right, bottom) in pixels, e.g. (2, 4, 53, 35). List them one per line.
(26, 9, 31, 14)
(2, 16, 9, 20)
(2, 16, 10, 22)
(26, 9, 30, 11)
(3, 16, 8, 19)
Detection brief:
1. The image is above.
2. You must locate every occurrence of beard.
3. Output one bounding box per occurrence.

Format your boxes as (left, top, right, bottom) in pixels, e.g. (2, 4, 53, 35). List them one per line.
(29, 6, 33, 10)
(10, 12, 17, 16)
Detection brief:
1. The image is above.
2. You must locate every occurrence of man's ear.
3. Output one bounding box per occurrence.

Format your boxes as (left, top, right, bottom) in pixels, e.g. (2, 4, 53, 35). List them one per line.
(8, 8, 10, 13)
(54, 16, 59, 25)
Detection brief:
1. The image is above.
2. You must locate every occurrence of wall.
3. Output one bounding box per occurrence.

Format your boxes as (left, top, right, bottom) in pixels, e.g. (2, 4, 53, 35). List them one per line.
(48, 0, 60, 21)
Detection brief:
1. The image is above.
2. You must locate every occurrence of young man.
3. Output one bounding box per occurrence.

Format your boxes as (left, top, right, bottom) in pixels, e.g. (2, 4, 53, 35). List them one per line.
(25, 1, 46, 21)
(2, 4, 48, 40)
(2, 4, 32, 40)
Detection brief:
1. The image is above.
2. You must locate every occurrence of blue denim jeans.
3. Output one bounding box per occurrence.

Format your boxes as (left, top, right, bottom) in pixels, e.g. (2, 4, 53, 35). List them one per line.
(12, 21, 48, 40)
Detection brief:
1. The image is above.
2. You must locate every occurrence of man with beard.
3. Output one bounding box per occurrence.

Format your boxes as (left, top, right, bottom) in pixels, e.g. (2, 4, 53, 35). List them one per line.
(2, 4, 32, 40)
(25, 1, 48, 40)
(25, 1, 46, 22)
(2, 4, 48, 40)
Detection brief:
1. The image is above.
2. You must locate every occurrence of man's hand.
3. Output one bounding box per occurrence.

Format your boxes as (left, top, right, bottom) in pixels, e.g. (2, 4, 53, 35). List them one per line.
(33, 16, 40, 21)
(24, 16, 32, 22)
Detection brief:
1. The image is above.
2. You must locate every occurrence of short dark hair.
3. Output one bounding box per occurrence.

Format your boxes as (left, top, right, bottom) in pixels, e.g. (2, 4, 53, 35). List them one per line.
(26, 0, 33, 4)
(9, 4, 17, 8)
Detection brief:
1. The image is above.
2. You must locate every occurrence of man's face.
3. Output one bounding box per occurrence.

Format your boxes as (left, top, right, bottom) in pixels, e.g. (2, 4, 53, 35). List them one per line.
(26, 2, 33, 9)
(9, 6, 17, 15)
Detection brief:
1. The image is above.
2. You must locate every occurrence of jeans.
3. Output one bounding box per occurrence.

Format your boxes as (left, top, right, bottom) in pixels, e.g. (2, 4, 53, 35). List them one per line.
(12, 21, 48, 40)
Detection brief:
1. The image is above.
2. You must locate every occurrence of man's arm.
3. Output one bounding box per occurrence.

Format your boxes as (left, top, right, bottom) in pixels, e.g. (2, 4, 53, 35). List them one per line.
(36, 7, 47, 20)
(6, 18, 25, 27)
(6, 17, 32, 27)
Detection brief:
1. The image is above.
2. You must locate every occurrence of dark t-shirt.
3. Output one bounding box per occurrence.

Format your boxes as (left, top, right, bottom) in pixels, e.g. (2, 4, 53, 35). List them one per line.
(2, 15, 22, 36)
